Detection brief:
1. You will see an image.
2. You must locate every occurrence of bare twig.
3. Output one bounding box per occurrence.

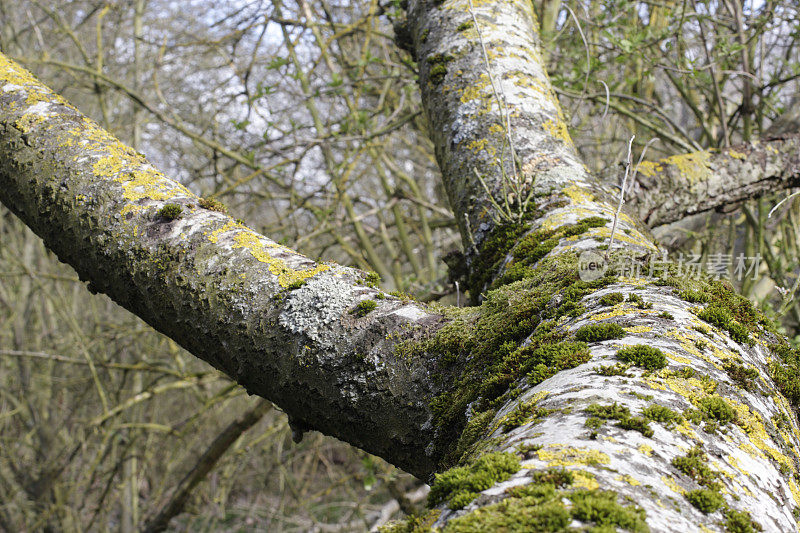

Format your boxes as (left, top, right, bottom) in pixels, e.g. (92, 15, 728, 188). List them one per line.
(607, 135, 635, 258)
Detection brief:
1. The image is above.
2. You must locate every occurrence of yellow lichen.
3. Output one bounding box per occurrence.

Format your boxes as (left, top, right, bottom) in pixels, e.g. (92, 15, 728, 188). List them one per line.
(661, 151, 712, 185)
(728, 149, 747, 160)
(562, 185, 594, 204)
(541, 118, 572, 145)
(209, 222, 329, 287)
(616, 474, 641, 486)
(638, 444, 653, 456)
(573, 470, 599, 490)
(537, 445, 610, 467)
(635, 160, 663, 177)
(661, 475, 685, 495)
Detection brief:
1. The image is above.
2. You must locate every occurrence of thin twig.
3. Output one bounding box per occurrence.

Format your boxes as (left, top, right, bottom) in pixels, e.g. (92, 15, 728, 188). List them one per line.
(768, 190, 800, 219)
(607, 135, 635, 258)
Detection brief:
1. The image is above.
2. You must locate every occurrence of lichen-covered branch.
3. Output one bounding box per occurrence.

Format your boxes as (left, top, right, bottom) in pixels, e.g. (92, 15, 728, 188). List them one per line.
(0, 52, 445, 479)
(626, 135, 800, 227)
(378, 1, 800, 531)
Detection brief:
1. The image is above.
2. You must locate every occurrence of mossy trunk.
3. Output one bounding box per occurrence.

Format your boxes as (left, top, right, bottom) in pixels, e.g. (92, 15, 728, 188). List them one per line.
(2, 0, 800, 531)
(386, 0, 800, 531)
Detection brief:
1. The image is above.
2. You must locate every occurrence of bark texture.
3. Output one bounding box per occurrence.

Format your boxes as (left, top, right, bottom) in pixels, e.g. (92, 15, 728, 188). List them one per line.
(0, 52, 445, 479)
(392, 1, 800, 531)
(626, 136, 800, 227)
(2, 1, 800, 531)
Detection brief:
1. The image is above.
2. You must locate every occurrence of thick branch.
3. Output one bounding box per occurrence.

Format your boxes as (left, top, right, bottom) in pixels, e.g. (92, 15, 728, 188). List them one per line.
(627, 136, 800, 227)
(0, 53, 444, 479)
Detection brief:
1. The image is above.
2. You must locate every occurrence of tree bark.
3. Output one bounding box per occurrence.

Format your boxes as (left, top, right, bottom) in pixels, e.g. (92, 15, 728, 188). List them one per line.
(3, 1, 800, 531)
(625, 136, 800, 228)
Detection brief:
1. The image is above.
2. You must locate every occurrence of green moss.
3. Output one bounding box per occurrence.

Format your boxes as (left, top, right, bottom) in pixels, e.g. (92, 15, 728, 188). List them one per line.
(364, 271, 381, 287)
(723, 360, 760, 391)
(503, 400, 550, 432)
(585, 416, 604, 430)
(723, 509, 763, 532)
(658, 311, 674, 319)
(453, 410, 497, 459)
(616, 415, 654, 437)
(428, 452, 521, 510)
(599, 292, 624, 306)
(286, 279, 306, 290)
(671, 446, 720, 488)
(575, 323, 626, 342)
(686, 488, 725, 513)
(594, 362, 630, 376)
(658, 272, 772, 344)
(615, 345, 667, 370)
(626, 293, 652, 309)
(417, 253, 619, 466)
(457, 20, 474, 31)
(352, 299, 378, 317)
(443, 488, 570, 532)
(697, 305, 751, 345)
(519, 340, 592, 386)
(531, 468, 574, 488)
(681, 289, 711, 303)
(198, 197, 228, 213)
(442, 483, 646, 533)
(586, 402, 652, 437)
(768, 342, 800, 409)
(158, 203, 182, 220)
(568, 490, 648, 532)
(698, 395, 736, 425)
(427, 53, 454, 65)
(587, 402, 630, 420)
(642, 404, 683, 427)
(429, 64, 448, 84)
(475, 217, 608, 294)
(379, 510, 440, 533)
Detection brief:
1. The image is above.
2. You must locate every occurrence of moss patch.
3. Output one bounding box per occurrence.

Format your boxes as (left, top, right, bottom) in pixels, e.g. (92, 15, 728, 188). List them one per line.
(441, 482, 647, 533)
(686, 488, 725, 513)
(599, 292, 624, 306)
(157, 203, 182, 220)
(575, 323, 626, 342)
(409, 253, 616, 466)
(616, 345, 667, 370)
(723, 508, 763, 532)
(427, 452, 521, 510)
(768, 342, 800, 409)
(469, 217, 607, 298)
(502, 400, 550, 432)
(352, 299, 378, 317)
(198, 197, 228, 213)
(585, 403, 653, 438)
(642, 404, 683, 428)
(723, 360, 760, 392)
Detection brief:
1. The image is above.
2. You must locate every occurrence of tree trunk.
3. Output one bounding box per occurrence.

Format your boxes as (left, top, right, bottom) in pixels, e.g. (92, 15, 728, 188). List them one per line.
(2, 1, 800, 531)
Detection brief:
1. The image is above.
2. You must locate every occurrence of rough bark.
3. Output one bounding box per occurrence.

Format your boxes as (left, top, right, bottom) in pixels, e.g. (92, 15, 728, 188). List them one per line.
(390, 1, 800, 531)
(3, 1, 800, 531)
(626, 136, 800, 228)
(0, 52, 445, 479)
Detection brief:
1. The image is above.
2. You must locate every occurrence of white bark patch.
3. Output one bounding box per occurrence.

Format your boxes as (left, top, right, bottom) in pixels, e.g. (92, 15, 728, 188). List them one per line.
(22, 101, 54, 116)
(391, 305, 429, 322)
(279, 272, 355, 345)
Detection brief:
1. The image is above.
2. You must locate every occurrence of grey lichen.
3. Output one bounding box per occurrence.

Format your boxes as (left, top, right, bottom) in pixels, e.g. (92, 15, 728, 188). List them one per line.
(279, 271, 356, 344)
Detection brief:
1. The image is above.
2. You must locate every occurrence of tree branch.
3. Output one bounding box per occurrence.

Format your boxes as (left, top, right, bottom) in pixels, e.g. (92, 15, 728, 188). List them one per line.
(0, 52, 444, 479)
(625, 135, 800, 227)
